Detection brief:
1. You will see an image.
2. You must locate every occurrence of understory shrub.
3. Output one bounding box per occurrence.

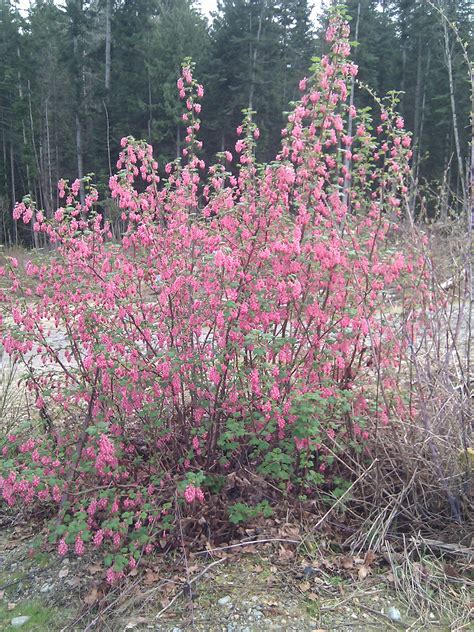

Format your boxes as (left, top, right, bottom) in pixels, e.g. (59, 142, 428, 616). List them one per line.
(0, 11, 431, 579)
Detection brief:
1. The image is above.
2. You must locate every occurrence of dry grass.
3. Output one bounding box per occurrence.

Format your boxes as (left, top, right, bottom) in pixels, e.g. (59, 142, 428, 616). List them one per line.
(0, 361, 31, 436)
(384, 537, 473, 630)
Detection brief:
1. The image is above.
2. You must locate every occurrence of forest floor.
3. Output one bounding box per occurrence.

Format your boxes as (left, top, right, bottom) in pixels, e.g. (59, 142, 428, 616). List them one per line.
(0, 520, 472, 632)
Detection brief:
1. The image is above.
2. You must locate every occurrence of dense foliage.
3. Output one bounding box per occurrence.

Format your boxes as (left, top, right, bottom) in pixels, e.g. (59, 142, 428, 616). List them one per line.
(0, 12, 435, 580)
(0, 0, 471, 245)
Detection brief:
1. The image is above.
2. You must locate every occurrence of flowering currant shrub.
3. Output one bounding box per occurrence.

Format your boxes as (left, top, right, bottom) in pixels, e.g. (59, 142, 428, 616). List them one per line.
(0, 12, 427, 578)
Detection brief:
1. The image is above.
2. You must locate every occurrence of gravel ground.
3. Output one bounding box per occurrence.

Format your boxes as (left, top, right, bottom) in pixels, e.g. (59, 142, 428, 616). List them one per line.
(2, 523, 470, 632)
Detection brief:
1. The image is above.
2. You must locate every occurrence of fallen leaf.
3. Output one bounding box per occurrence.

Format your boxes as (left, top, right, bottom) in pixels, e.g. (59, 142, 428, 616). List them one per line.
(386, 571, 395, 583)
(124, 617, 150, 629)
(364, 550, 376, 567)
(358, 565, 369, 580)
(283, 524, 301, 538)
(162, 582, 174, 595)
(58, 567, 69, 578)
(128, 568, 138, 577)
(66, 577, 81, 587)
(321, 558, 335, 570)
(278, 546, 294, 560)
(299, 581, 311, 592)
(307, 592, 319, 602)
(341, 555, 354, 570)
(83, 587, 99, 605)
(444, 564, 460, 578)
(7, 602, 16, 610)
(87, 564, 103, 575)
(143, 570, 160, 585)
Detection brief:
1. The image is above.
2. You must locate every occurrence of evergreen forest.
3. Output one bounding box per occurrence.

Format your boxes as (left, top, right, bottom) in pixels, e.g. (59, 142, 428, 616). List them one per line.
(0, 0, 471, 245)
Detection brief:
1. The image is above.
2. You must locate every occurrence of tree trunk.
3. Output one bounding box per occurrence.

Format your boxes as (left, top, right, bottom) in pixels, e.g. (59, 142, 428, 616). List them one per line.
(248, 1, 265, 114)
(416, 48, 430, 183)
(412, 37, 423, 169)
(2, 115, 8, 201)
(75, 113, 85, 204)
(105, 0, 111, 92)
(442, 16, 465, 199)
(176, 124, 181, 159)
(45, 98, 53, 217)
(17, 45, 33, 209)
(28, 79, 45, 211)
(147, 59, 153, 143)
(439, 150, 451, 222)
(343, 2, 360, 210)
(409, 38, 428, 216)
(72, 7, 86, 206)
(10, 143, 18, 245)
(103, 99, 112, 177)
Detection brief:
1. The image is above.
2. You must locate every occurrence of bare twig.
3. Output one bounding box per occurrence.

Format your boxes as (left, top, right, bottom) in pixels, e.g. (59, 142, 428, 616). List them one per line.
(195, 537, 300, 556)
(155, 556, 228, 620)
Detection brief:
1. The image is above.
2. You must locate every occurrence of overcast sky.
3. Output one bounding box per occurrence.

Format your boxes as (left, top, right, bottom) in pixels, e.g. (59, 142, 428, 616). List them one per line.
(198, 0, 218, 17)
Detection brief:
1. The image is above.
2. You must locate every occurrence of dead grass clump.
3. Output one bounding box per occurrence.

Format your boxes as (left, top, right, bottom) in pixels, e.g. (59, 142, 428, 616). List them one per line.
(341, 218, 472, 550)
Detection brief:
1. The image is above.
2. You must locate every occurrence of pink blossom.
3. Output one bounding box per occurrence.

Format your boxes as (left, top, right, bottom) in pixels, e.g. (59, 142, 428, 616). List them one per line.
(75, 535, 85, 556)
(93, 529, 104, 547)
(106, 568, 116, 584)
(396, 116, 405, 129)
(58, 539, 68, 556)
(184, 484, 204, 503)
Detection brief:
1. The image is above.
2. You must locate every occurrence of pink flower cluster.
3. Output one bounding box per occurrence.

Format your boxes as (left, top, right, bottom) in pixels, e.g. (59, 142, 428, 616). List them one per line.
(184, 485, 205, 504)
(0, 11, 432, 577)
(95, 434, 118, 476)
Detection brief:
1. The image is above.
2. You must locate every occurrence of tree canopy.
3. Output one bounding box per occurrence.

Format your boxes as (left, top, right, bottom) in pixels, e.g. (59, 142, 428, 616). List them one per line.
(0, 0, 471, 244)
